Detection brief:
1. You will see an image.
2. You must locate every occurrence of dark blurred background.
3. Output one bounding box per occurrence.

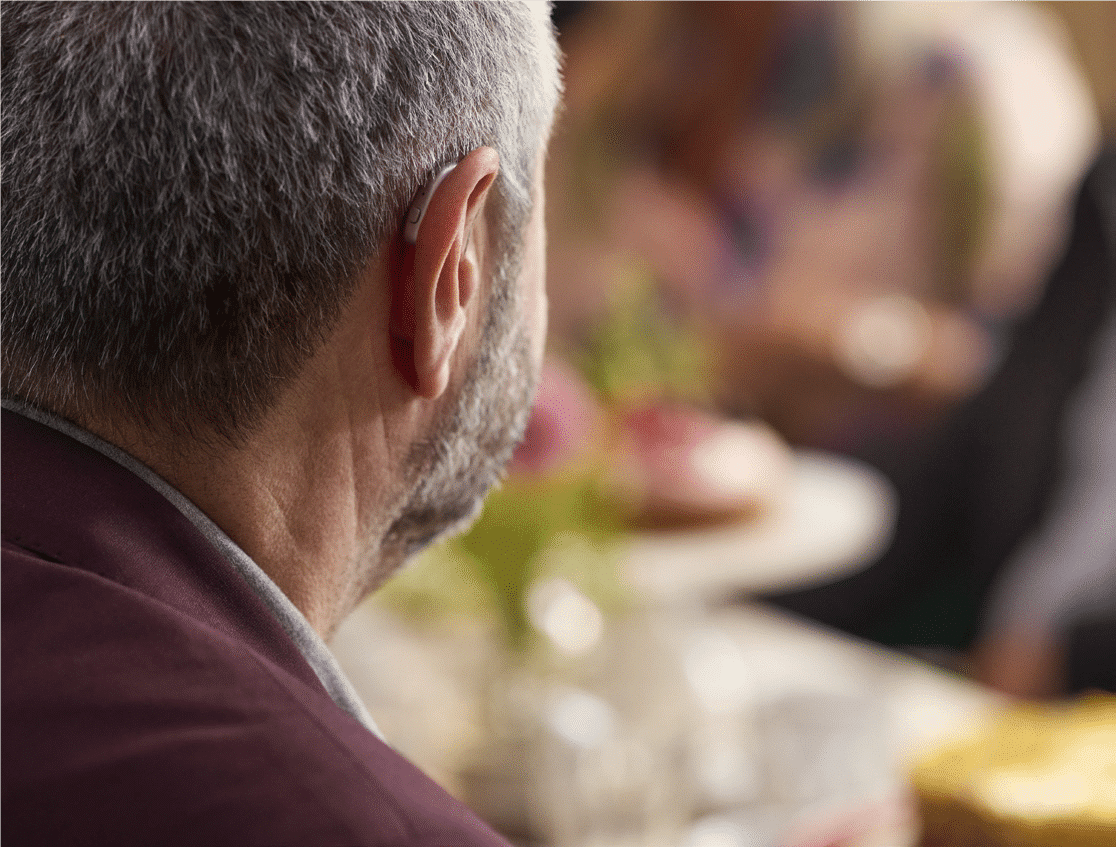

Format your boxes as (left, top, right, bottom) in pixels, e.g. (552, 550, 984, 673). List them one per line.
(542, 0, 1115, 697)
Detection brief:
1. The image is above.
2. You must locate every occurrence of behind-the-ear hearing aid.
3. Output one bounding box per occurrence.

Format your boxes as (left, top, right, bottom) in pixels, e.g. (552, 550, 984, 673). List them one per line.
(403, 163, 455, 245)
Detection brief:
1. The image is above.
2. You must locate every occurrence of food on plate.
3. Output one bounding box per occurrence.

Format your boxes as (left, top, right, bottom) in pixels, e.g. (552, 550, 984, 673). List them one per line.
(607, 402, 791, 530)
(911, 693, 1116, 847)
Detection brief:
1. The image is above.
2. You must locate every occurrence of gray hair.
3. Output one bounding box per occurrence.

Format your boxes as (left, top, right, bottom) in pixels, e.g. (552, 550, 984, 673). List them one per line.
(1, 1, 560, 442)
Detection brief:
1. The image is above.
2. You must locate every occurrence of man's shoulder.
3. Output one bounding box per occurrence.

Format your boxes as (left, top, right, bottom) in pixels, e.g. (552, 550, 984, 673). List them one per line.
(1, 543, 509, 847)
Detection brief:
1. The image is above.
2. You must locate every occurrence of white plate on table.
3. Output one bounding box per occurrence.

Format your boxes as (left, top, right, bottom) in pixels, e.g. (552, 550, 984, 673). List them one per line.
(623, 451, 897, 601)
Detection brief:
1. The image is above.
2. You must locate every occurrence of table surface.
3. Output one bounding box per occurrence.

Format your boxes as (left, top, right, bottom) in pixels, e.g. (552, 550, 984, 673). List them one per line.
(332, 596, 1005, 847)
(331, 449, 1000, 847)
(703, 603, 1003, 762)
(688, 602, 1005, 847)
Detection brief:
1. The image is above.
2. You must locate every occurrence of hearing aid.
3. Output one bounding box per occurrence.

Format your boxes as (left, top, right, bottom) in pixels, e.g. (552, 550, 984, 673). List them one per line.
(403, 163, 456, 245)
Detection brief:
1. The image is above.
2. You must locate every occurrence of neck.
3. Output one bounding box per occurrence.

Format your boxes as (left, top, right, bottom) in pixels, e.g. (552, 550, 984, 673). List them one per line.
(82, 377, 408, 640)
(71, 268, 437, 638)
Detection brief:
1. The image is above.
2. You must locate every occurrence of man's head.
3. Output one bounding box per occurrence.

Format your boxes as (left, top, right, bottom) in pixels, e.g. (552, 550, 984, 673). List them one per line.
(3, 2, 561, 617)
(2, 1, 559, 444)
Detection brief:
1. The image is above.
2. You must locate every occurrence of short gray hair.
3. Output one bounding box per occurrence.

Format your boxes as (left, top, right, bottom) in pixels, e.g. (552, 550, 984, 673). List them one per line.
(2, 1, 560, 441)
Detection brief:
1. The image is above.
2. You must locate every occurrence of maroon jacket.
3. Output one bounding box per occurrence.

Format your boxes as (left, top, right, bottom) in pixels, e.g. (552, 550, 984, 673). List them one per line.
(2, 408, 510, 846)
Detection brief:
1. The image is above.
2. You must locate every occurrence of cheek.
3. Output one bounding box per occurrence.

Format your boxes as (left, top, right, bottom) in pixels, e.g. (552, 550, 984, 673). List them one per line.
(529, 255, 548, 372)
(534, 283, 548, 365)
(522, 202, 548, 374)
(518, 151, 550, 378)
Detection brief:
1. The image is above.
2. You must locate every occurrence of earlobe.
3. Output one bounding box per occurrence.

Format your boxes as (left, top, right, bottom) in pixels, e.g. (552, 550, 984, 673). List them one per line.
(388, 243, 420, 392)
(412, 260, 468, 399)
(388, 147, 500, 400)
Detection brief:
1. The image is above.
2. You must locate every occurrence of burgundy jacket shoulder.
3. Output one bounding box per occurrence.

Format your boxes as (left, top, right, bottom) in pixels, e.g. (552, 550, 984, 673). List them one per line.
(1, 409, 509, 847)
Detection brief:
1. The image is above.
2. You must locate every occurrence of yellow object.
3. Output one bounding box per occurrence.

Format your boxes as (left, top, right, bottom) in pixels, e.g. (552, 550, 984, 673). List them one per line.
(912, 693, 1116, 847)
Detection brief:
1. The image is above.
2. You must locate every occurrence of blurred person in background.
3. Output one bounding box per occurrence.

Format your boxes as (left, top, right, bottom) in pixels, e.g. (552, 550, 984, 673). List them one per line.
(767, 147, 1115, 698)
(764, 2, 1116, 698)
(1, 3, 559, 844)
(544, 1, 1097, 454)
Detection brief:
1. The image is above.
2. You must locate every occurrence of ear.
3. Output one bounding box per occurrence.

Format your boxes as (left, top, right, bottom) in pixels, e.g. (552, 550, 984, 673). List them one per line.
(389, 147, 500, 399)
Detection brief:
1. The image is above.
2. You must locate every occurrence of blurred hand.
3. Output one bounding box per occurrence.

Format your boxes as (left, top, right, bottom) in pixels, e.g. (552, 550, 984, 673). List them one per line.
(971, 630, 1065, 699)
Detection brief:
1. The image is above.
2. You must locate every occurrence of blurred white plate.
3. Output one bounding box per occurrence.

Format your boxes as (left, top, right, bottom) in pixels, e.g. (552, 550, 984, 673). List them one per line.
(623, 451, 897, 600)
